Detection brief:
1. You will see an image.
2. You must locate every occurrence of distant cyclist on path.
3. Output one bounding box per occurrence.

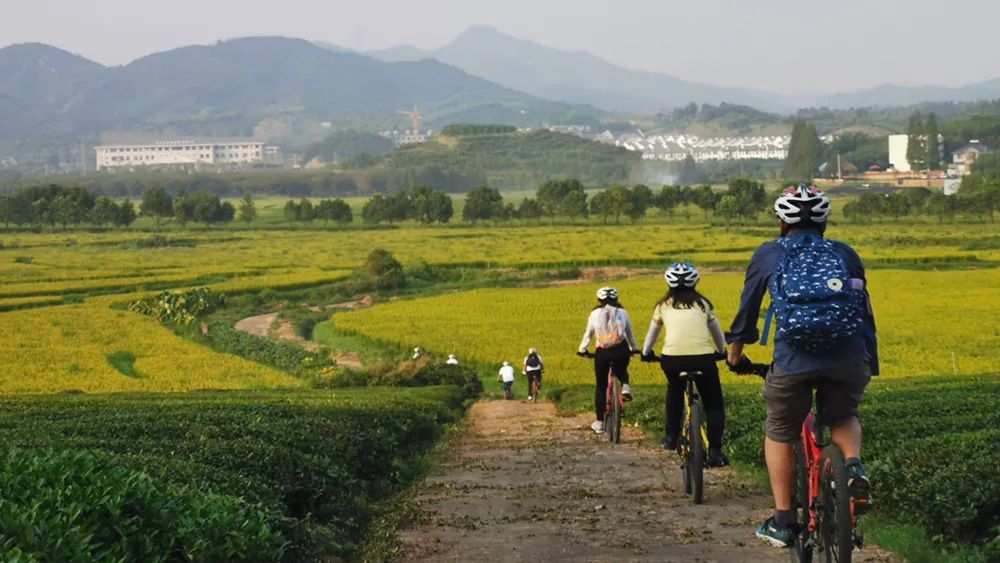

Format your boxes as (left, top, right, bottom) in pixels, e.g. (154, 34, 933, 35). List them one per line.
(641, 262, 730, 467)
(523, 347, 544, 400)
(577, 286, 637, 434)
(726, 184, 878, 547)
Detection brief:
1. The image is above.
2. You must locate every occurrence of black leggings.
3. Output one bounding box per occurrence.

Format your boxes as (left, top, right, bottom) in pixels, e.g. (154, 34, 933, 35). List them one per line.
(660, 354, 725, 449)
(594, 343, 631, 420)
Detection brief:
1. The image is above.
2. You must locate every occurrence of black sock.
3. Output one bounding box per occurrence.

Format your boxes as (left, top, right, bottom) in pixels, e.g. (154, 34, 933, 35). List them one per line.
(774, 509, 796, 528)
(845, 457, 861, 467)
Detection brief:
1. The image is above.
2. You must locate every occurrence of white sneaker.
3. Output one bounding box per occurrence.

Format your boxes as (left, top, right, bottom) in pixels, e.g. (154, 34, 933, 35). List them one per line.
(591, 420, 605, 433)
(621, 383, 634, 401)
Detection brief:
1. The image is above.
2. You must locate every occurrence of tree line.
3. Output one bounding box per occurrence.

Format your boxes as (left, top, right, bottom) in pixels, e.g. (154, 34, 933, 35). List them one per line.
(362, 178, 772, 225)
(0, 179, 784, 231)
(843, 182, 1000, 223)
(24, 177, 991, 231)
(0, 185, 241, 230)
(0, 185, 137, 230)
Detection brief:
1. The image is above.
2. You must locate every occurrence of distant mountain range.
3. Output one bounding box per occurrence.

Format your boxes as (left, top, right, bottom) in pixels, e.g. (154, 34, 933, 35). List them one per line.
(366, 26, 780, 113)
(0, 37, 600, 142)
(364, 26, 1000, 113)
(3, 28, 1000, 149)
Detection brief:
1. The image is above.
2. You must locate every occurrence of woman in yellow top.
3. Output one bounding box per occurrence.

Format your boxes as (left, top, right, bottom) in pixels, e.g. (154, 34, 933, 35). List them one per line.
(641, 262, 729, 467)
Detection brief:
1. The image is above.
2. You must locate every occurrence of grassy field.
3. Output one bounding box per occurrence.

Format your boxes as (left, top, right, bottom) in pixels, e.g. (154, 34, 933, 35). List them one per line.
(0, 220, 996, 394)
(0, 208, 997, 559)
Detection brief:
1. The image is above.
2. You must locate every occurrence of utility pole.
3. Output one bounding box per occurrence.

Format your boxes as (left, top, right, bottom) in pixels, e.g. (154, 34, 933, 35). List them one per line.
(837, 153, 842, 180)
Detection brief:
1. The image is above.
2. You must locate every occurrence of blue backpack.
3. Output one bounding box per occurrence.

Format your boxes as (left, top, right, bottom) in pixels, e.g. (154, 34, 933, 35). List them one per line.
(761, 234, 866, 355)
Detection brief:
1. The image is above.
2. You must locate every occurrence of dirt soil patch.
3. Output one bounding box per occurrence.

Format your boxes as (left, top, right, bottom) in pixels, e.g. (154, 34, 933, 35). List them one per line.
(548, 267, 657, 287)
(233, 312, 278, 338)
(395, 400, 898, 562)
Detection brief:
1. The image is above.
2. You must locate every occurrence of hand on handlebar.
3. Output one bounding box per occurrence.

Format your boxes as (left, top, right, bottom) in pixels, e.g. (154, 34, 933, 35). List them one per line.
(725, 354, 769, 378)
(576, 350, 593, 358)
(640, 352, 658, 363)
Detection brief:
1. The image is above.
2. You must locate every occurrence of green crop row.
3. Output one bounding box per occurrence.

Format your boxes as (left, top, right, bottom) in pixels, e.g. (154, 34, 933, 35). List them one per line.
(0, 448, 285, 562)
(206, 322, 335, 376)
(0, 386, 468, 561)
(549, 374, 999, 555)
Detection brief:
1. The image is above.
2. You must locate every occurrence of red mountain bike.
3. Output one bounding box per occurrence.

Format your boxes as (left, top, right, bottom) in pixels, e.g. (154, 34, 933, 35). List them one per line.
(733, 359, 865, 563)
(579, 351, 632, 443)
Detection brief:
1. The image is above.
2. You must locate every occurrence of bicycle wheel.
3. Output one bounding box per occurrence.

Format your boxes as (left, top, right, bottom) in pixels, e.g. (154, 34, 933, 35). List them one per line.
(791, 442, 813, 563)
(679, 403, 691, 493)
(531, 379, 539, 402)
(689, 399, 704, 504)
(610, 378, 623, 444)
(818, 446, 853, 563)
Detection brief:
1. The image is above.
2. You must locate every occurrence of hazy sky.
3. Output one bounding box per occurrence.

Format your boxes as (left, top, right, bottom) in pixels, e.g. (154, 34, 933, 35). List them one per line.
(4, 0, 1000, 95)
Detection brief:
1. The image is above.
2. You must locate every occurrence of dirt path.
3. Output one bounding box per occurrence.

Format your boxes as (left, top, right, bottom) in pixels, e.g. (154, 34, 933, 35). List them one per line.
(233, 312, 278, 338)
(395, 400, 897, 563)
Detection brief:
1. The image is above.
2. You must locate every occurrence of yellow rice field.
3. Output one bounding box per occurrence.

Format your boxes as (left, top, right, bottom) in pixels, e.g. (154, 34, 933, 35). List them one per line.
(0, 220, 996, 393)
(333, 269, 1000, 385)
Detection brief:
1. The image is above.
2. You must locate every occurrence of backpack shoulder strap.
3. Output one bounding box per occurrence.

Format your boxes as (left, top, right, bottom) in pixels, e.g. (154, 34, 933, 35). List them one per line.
(761, 237, 790, 347)
(760, 302, 774, 347)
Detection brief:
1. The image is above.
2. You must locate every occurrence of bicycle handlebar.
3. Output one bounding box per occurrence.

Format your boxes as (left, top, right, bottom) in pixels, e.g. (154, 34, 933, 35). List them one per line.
(726, 355, 769, 378)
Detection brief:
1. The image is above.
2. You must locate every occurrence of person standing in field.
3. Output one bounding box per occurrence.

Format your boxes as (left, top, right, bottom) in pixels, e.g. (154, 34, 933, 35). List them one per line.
(446, 353, 459, 365)
(523, 347, 543, 400)
(577, 287, 637, 434)
(641, 262, 730, 467)
(498, 361, 516, 399)
(726, 184, 878, 547)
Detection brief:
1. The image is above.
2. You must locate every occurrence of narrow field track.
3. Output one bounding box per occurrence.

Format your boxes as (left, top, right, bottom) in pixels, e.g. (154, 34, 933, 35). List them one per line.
(396, 400, 899, 563)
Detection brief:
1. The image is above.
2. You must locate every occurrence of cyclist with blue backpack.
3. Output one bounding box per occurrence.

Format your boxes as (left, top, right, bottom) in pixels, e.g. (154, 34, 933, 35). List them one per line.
(726, 185, 878, 547)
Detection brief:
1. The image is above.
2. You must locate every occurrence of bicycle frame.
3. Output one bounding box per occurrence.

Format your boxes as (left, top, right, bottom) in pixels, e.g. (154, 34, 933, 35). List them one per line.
(800, 411, 821, 534)
(526, 370, 542, 401)
(678, 375, 709, 461)
(606, 369, 622, 414)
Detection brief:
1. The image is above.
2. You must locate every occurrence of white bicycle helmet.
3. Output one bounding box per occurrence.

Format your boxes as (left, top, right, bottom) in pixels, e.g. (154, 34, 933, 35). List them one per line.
(596, 286, 619, 301)
(774, 184, 831, 225)
(528, 347, 538, 354)
(664, 262, 701, 288)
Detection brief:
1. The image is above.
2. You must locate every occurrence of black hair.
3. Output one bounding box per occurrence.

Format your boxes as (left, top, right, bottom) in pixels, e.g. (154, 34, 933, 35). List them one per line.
(594, 298, 623, 310)
(658, 287, 713, 311)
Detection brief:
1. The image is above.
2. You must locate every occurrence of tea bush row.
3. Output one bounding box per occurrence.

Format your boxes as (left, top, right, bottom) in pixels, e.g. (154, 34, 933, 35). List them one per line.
(0, 387, 467, 561)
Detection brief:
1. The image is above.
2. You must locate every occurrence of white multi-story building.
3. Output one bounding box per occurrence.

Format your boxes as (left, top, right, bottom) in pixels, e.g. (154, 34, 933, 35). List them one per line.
(610, 133, 792, 162)
(95, 140, 266, 170)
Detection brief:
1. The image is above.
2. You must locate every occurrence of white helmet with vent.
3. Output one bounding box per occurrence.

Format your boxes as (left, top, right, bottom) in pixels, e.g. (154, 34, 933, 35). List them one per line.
(774, 184, 831, 224)
(664, 262, 701, 288)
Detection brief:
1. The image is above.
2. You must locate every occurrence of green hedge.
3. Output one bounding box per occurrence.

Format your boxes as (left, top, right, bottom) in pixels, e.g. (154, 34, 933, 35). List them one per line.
(0, 448, 285, 562)
(206, 322, 334, 375)
(0, 387, 467, 561)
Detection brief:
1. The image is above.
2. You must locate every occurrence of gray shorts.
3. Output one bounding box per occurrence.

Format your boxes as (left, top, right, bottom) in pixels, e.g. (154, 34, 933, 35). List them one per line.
(763, 362, 871, 443)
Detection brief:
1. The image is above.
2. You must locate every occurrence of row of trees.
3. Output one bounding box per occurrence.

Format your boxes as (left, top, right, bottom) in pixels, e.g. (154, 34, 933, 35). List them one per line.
(139, 187, 237, 228)
(0, 185, 137, 229)
(843, 182, 1000, 223)
(364, 178, 771, 225)
(361, 185, 454, 224)
(283, 198, 353, 226)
